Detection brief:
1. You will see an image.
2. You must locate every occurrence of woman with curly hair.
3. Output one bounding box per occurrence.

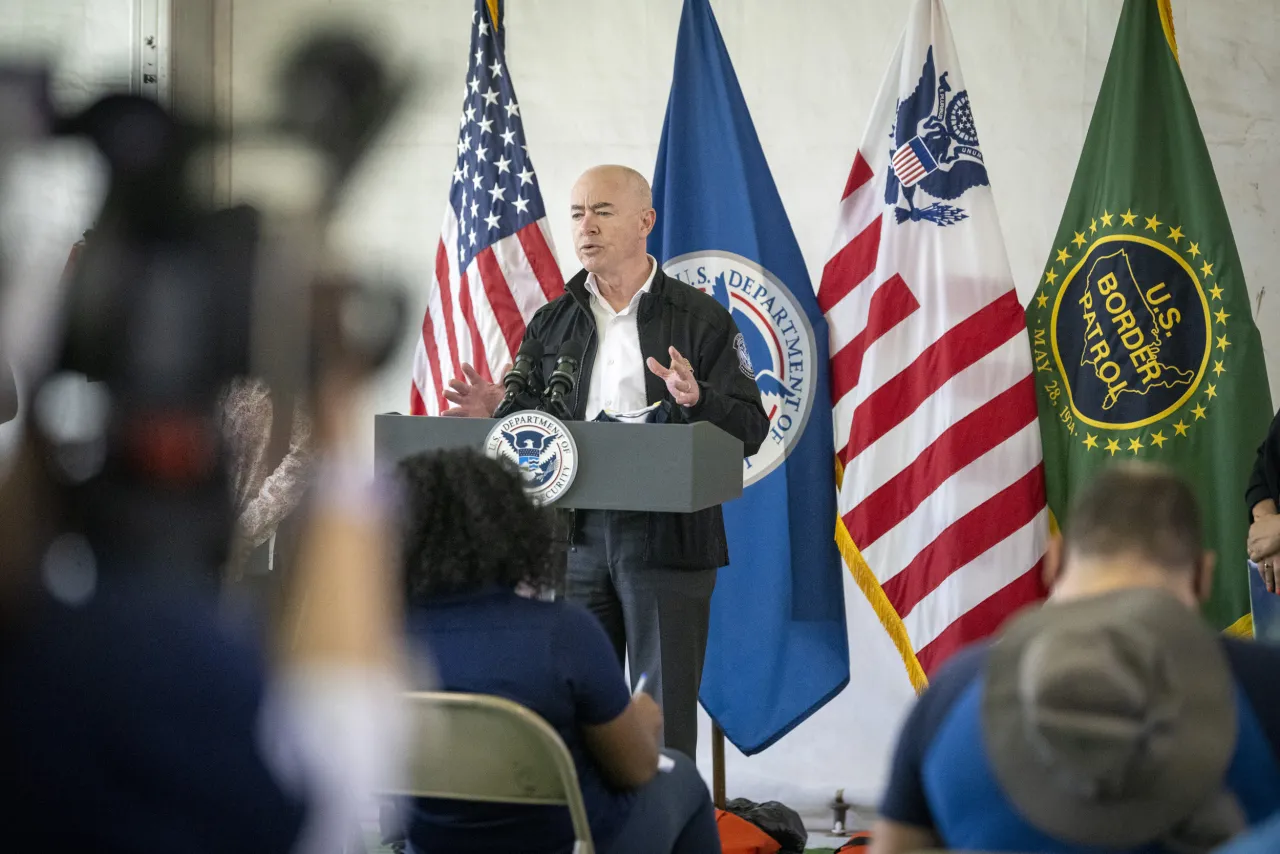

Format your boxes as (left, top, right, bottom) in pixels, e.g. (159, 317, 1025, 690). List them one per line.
(397, 448, 718, 854)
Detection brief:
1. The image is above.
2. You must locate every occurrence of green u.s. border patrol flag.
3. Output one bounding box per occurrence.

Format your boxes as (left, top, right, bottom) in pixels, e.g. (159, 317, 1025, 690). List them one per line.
(1027, 0, 1271, 633)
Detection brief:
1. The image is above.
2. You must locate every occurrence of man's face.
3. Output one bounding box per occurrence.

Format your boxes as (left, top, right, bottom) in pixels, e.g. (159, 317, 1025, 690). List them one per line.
(569, 169, 654, 276)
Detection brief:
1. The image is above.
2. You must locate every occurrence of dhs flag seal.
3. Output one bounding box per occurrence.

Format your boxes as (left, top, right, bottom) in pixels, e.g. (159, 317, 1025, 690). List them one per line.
(665, 250, 818, 487)
(484, 411, 578, 505)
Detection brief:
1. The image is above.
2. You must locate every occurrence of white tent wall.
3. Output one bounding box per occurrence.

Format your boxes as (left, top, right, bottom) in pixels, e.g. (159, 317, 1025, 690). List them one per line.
(3, 0, 1279, 821)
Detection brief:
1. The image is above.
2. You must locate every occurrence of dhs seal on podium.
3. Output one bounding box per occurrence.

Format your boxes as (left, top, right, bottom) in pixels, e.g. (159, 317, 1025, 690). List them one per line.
(484, 411, 579, 505)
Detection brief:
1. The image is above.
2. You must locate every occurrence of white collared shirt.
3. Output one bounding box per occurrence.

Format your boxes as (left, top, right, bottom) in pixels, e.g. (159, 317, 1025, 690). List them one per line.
(582, 256, 658, 420)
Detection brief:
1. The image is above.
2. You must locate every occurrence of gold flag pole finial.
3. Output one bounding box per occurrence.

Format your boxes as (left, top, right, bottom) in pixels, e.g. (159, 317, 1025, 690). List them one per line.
(486, 0, 501, 31)
(1157, 0, 1179, 64)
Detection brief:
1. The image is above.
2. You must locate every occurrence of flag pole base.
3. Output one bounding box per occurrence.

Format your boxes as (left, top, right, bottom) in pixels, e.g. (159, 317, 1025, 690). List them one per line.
(712, 721, 726, 809)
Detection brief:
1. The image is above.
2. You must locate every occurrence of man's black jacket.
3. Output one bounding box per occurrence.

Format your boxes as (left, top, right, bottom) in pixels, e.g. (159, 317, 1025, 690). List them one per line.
(510, 266, 769, 569)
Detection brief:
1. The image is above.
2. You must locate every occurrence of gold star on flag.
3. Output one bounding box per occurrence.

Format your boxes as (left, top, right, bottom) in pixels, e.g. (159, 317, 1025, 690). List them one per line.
(1213, 360, 1226, 376)
(1056, 247, 1071, 264)
(1090, 219, 1098, 234)
(1193, 403, 1207, 420)
(1174, 420, 1190, 436)
(1105, 438, 1121, 455)
(1167, 225, 1184, 243)
(1036, 293, 1049, 309)
(1217, 334, 1230, 351)
(1128, 437, 1144, 454)
(1188, 242, 1201, 258)
(1100, 210, 1114, 227)
(1151, 431, 1167, 448)
(1145, 214, 1162, 232)
(1215, 308, 1230, 325)
(1045, 269, 1059, 286)
(1209, 284, 1223, 300)
(1201, 260, 1214, 277)
(1072, 231, 1086, 248)
(1205, 384, 1217, 400)
(1121, 209, 1137, 226)
(1083, 433, 1099, 450)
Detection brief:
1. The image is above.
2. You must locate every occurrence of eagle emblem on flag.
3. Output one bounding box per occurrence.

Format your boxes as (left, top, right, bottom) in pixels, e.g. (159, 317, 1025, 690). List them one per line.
(886, 46, 989, 227)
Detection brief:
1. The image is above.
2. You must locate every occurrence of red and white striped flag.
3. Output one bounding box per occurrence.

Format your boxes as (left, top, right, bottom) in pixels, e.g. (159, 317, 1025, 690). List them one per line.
(819, 0, 1047, 690)
(410, 0, 562, 415)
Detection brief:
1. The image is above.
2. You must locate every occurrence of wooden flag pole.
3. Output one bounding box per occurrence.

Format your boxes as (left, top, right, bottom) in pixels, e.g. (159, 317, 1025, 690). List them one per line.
(712, 722, 726, 809)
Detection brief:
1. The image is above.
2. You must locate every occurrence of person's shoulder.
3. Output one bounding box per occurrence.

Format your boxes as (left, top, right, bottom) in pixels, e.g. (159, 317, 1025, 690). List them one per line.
(448, 591, 594, 634)
(541, 598, 619, 657)
(530, 290, 578, 323)
(928, 642, 989, 694)
(1221, 638, 1280, 785)
(547, 597, 608, 634)
(1222, 637, 1280, 706)
(1222, 637, 1280, 682)
(23, 580, 270, 712)
(1222, 638, 1280, 733)
(907, 643, 989, 737)
(657, 272, 733, 330)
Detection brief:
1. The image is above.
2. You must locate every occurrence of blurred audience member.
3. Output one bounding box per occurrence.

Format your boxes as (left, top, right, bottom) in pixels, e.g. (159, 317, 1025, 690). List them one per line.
(395, 448, 719, 854)
(1215, 809, 1280, 853)
(872, 462, 1280, 854)
(0, 370, 406, 854)
(220, 376, 312, 581)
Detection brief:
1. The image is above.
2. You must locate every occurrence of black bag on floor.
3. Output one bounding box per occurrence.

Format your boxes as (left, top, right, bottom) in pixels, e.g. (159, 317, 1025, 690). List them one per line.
(725, 798, 807, 854)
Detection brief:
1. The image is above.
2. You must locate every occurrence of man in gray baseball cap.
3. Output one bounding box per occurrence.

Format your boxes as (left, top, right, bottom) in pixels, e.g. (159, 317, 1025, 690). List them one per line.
(871, 462, 1280, 854)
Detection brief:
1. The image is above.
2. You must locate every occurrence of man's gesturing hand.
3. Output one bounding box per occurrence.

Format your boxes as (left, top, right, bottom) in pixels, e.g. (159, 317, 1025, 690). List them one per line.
(442, 362, 506, 417)
(646, 346, 700, 408)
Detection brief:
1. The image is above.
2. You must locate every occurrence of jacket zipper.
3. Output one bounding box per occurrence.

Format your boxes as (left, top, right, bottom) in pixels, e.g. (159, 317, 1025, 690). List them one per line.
(572, 326, 598, 419)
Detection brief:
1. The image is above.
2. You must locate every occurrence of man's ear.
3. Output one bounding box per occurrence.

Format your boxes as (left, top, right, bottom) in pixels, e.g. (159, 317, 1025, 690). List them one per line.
(1042, 534, 1064, 592)
(639, 208, 656, 240)
(1195, 551, 1217, 604)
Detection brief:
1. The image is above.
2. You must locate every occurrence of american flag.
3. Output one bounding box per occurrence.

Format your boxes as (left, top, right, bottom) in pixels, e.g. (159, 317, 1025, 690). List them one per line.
(410, 0, 562, 415)
(890, 137, 937, 189)
(820, 0, 1046, 689)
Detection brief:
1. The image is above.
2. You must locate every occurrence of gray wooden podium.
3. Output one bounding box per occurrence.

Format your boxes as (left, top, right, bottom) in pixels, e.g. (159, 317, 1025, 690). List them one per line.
(374, 414, 744, 512)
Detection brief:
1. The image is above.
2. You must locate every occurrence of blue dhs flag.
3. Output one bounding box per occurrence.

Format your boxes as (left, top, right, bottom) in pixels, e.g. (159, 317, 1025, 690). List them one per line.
(649, 0, 849, 754)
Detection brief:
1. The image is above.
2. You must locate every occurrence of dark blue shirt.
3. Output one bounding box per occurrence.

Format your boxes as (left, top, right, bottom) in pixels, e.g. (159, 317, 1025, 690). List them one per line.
(406, 589, 633, 853)
(0, 577, 307, 853)
(881, 638, 1280, 853)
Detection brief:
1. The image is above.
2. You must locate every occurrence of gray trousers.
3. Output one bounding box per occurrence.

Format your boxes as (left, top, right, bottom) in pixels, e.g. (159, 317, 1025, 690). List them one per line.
(604, 750, 719, 854)
(565, 510, 716, 760)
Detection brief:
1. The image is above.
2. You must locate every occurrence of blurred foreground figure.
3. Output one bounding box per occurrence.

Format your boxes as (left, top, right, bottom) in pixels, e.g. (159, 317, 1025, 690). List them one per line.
(0, 31, 412, 853)
(0, 372, 403, 854)
(393, 448, 720, 854)
(220, 376, 313, 580)
(872, 463, 1280, 854)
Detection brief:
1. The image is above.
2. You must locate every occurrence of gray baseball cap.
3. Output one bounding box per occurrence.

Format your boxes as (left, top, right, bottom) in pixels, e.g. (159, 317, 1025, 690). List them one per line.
(981, 588, 1240, 849)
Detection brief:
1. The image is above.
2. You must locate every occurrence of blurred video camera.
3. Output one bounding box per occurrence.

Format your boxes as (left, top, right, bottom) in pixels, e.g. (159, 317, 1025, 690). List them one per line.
(0, 31, 411, 578)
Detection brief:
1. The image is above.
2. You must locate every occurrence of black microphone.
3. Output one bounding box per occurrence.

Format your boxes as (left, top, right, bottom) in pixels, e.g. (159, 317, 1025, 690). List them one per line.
(492, 338, 544, 418)
(543, 339, 585, 421)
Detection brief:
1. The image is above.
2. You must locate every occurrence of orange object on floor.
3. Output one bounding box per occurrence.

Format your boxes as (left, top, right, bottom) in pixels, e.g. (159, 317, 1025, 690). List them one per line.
(715, 808, 782, 854)
(836, 830, 873, 849)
